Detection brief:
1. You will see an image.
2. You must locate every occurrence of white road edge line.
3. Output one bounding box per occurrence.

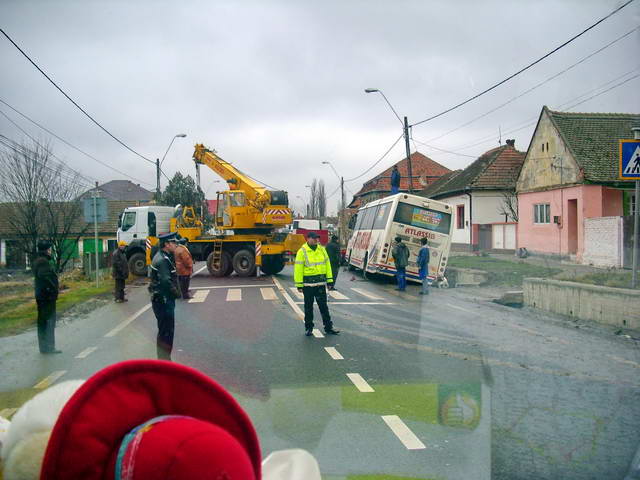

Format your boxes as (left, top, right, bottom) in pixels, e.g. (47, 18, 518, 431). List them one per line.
(346, 373, 374, 392)
(75, 346, 97, 359)
(312, 329, 324, 338)
(446, 303, 475, 314)
(34, 370, 67, 389)
(272, 277, 304, 321)
(382, 415, 427, 450)
(0, 408, 18, 418)
(191, 264, 208, 277)
(324, 347, 344, 360)
(105, 304, 152, 337)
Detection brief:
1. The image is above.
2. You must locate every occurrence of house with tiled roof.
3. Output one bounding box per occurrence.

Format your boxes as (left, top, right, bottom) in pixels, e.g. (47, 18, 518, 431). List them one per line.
(516, 106, 639, 266)
(347, 151, 451, 210)
(79, 180, 153, 202)
(420, 140, 526, 251)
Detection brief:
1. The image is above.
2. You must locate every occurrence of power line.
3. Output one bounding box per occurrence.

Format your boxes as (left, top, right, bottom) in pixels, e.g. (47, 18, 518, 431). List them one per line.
(425, 25, 639, 143)
(563, 72, 640, 110)
(0, 98, 155, 187)
(344, 134, 404, 183)
(0, 27, 155, 165)
(0, 109, 99, 186)
(411, 0, 635, 127)
(410, 136, 477, 158)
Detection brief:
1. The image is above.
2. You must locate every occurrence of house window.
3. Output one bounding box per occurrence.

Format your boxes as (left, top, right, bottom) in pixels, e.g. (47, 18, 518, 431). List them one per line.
(534, 203, 551, 224)
(630, 194, 636, 216)
(456, 205, 465, 229)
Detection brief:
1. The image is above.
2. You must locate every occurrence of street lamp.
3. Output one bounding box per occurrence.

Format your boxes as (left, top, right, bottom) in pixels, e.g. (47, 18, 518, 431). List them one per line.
(321, 160, 344, 212)
(365, 88, 413, 193)
(156, 133, 187, 198)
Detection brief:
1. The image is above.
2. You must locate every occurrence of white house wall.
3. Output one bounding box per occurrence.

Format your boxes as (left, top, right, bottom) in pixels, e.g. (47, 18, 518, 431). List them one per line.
(435, 194, 470, 244)
(471, 191, 513, 224)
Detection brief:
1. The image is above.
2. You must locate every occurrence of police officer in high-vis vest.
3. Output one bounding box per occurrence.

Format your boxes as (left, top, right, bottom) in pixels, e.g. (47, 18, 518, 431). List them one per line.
(294, 232, 340, 336)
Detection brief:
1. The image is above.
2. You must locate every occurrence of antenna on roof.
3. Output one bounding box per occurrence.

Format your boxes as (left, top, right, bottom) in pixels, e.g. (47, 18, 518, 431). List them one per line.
(498, 125, 502, 145)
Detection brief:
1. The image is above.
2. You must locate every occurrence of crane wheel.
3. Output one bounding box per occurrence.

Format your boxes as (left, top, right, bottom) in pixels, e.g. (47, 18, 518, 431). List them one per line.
(232, 249, 256, 277)
(128, 252, 147, 277)
(207, 251, 232, 277)
(261, 255, 285, 275)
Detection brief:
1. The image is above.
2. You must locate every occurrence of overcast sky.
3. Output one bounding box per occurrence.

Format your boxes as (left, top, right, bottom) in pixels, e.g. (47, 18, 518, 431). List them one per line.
(1, 0, 639, 214)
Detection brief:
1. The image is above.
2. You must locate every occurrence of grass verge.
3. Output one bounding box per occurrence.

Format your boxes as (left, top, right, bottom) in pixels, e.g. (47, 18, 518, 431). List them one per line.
(447, 256, 561, 286)
(0, 277, 112, 337)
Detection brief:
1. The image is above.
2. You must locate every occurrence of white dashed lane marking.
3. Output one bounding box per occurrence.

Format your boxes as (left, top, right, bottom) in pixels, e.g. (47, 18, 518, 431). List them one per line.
(188, 290, 209, 303)
(346, 373, 375, 392)
(260, 287, 278, 300)
(226, 289, 242, 301)
(324, 347, 344, 360)
(34, 370, 67, 389)
(105, 305, 151, 337)
(75, 346, 97, 359)
(382, 415, 427, 450)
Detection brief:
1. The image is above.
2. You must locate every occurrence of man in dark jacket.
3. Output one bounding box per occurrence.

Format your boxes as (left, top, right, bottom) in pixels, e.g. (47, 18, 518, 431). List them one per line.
(392, 236, 409, 292)
(112, 241, 129, 302)
(390, 165, 401, 194)
(149, 232, 180, 359)
(32, 240, 61, 354)
(325, 235, 341, 286)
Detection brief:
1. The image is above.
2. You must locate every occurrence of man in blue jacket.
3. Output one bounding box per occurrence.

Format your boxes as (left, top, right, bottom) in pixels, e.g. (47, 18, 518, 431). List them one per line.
(417, 237, 430, 295)
(390, 165, 401, 194)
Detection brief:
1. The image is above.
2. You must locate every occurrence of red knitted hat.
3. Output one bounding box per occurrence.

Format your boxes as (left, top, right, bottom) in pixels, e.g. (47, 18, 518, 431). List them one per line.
(40, 360, 261, 479)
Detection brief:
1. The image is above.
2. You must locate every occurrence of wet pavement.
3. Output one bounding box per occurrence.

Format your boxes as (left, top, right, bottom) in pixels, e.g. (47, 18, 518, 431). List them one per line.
(1, 261, 639, 479)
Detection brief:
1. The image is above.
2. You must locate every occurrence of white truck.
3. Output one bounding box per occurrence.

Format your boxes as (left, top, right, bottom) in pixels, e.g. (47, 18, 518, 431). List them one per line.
(116, 206, 175, 276)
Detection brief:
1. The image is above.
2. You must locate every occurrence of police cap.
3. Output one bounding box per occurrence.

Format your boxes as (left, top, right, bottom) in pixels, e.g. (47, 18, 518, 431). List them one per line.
(158, 232, 178, 245)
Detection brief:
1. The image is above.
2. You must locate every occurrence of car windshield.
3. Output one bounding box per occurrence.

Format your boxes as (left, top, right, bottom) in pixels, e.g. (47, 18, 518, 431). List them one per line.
(1, 2, 638, 479)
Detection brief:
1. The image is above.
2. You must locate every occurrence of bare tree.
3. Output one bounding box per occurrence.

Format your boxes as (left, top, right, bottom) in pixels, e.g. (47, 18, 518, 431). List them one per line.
(497, 191, 519, 222)
(0, 138, 88, 271)
(317, 180, 326, 218)
(308, 179, 318, 219)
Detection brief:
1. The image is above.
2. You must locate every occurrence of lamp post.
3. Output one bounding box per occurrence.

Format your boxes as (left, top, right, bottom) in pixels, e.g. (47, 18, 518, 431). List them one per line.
(321, 160, 344, 211)
(157, 133, 187, 199)
(365, 88, 413, 193)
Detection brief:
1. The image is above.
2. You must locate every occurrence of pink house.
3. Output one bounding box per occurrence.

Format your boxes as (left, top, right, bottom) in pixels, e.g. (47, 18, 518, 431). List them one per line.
(516, 106, 639, 262)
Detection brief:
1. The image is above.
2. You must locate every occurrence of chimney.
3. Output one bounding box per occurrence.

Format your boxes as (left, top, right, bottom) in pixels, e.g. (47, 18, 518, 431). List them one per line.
(505, 139, 515, 147)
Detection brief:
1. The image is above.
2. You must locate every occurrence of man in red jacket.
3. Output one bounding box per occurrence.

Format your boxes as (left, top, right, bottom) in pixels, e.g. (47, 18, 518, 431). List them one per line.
(174, 238, 194, 299)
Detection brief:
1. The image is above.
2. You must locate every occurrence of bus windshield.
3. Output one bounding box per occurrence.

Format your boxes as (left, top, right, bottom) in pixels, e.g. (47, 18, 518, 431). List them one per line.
(393, 202, 452, 235)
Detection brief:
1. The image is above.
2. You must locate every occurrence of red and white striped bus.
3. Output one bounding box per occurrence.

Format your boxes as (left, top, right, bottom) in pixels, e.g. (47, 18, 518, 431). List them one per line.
(346, 193, 453, 284)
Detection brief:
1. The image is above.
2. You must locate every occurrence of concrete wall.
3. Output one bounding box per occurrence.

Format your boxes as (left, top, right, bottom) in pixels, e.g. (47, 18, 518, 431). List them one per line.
(583, 216, 623, 268)
(523, 278, 640, 330)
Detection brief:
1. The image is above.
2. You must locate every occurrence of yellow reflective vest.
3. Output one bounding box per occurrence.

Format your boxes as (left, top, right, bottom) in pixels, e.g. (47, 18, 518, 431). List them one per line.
(294, 243, 333, 287)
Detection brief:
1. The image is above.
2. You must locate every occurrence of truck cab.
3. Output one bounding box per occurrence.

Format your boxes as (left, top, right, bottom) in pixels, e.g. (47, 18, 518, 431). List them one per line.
(117, 206, 175, 275)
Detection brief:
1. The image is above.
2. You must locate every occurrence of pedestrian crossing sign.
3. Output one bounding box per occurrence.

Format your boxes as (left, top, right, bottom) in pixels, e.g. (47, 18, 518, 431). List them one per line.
(620, 140, 640, 180)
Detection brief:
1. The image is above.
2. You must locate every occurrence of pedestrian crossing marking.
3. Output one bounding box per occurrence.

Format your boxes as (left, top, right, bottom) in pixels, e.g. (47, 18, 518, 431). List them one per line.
(346, 373, 374, 393)
(351, 288, 384, 300)
(34, 370, 67, 390)
(226, 288, 242, 301)
(312, 329, 324, 338)
(289, 287, 304, 299)
(189, 290, 209, 303)
(324, 347, 344, 360)
(260, 287, 278, 300)
(0, 408, 18, 419)
(75, 346, 97, 359)
(382, 415, 426, 450)
(328, 290, 349, 300)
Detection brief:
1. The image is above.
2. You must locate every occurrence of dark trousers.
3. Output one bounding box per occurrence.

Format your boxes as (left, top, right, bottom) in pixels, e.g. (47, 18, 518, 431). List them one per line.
(36, 298, 56, 353)
(152, 297, 175, 360)
(114, 278, 126, 300)
(178, 275, 191, 298)
(302, 285, 332, 331)
(330, 263, 340, 284)
(396, 267, 407, 291)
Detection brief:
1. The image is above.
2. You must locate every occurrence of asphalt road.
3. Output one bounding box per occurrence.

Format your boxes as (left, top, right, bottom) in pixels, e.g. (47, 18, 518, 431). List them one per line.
(1, 261, 639, 479)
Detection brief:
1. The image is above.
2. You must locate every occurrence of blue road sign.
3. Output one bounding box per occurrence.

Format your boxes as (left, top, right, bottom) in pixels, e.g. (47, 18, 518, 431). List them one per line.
(620, 140, 640, 180)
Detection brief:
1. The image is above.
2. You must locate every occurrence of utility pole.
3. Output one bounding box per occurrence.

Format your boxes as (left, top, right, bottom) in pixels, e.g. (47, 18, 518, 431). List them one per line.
(632, 125, 640, 288)
(404, 116, 413, 193)
(340, 176, 345, 211)
(92, 182, 100, 287)
(156, 158, 161, 202)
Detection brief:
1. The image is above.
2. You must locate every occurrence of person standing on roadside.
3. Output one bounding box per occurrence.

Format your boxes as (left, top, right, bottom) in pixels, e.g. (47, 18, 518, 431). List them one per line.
(149, 232, 181, 359)
(325, 235, 341, 286)
(175, 237, 194, 299)
(417, 237, 431, 295)
(390, 165, 401, 194)
(294, 232, 340, 337)
(32, 240, 61, 354)
(111, 241, 129, 302)
(392, 236, 409, 292)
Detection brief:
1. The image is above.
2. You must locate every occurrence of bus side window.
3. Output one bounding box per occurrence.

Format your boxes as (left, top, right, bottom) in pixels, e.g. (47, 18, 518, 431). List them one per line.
(361, 206, 377, 230)
(373, 203, 391, 229)
(348, 214, 357, 230)
(354, 210, 365, 230)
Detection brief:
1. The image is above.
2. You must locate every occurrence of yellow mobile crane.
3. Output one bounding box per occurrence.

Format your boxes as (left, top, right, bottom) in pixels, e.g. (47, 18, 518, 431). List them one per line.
(160, 144, 304, 277)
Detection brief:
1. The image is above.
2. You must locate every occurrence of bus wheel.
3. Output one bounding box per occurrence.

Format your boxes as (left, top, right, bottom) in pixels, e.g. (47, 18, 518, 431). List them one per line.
(128, 252, 147, 277)
(362, 253, 369, 279)
(233, 249, 256, 277)
(207, 251, 232, 277)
